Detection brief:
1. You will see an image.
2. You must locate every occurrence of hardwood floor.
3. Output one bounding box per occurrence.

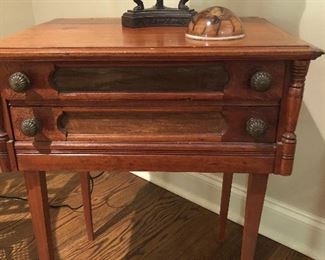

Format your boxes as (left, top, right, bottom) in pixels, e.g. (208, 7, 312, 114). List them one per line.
(0, 172, 311, 260)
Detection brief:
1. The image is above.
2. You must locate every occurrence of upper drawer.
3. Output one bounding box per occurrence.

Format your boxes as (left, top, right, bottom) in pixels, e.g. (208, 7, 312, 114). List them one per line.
(0, 61, 285, 102)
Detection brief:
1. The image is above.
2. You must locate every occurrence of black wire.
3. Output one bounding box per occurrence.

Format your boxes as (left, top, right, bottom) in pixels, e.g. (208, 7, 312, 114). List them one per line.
(0, 171, 104, 211)
(91, 171, 105, 181)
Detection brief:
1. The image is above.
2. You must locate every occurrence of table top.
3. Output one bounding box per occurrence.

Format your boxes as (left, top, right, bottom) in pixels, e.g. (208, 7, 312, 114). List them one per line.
(0, 18, 322, 60)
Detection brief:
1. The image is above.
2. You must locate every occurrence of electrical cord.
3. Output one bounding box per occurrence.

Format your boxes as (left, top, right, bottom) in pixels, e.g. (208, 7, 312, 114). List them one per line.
(0, 171, 104, 211)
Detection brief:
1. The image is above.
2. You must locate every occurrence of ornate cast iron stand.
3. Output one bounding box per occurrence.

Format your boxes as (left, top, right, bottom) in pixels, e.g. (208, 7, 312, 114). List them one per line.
(122, 0, 196, 28)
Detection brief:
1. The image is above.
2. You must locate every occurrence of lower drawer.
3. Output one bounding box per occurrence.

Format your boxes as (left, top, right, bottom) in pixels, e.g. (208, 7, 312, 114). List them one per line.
(10, 105, 279, 143)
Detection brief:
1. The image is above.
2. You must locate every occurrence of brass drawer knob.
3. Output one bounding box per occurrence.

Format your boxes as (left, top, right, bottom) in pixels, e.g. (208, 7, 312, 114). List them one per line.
(8, 72, 31, 92)
(21, 118, 41, 137)
(250, 71, 272, 92)
(246, 118, 267, 138)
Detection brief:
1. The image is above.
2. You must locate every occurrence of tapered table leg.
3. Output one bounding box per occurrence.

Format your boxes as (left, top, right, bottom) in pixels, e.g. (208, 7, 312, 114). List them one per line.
(218, 172, 233, 241)
(23, 171, 54, 260)
(241, 174, 269, 260)
(80, 172, 94, 241)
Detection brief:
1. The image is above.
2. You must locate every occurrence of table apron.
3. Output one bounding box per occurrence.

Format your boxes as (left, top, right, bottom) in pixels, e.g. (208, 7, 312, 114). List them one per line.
(16, 153, 275, 174)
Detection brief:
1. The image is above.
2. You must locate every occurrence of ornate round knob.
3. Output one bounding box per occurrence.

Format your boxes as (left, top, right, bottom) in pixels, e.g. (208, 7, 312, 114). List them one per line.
(250, 71, 272, 92)
(21, 118, 41, 137)
(8, 72, 30, 92)
(246, 118, 267, 138)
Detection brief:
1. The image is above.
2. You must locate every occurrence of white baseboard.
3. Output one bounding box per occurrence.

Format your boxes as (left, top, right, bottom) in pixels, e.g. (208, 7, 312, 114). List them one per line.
(131, 171, 325, 260)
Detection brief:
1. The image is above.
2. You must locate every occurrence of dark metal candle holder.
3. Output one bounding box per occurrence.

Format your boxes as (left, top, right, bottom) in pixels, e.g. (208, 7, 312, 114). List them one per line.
(122, 0, 196, 28)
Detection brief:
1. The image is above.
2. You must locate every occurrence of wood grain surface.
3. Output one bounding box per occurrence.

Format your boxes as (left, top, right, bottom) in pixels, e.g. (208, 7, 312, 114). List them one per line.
(0, 61, 285, 102)
(0, 18, 322, 60)
(51, 64, 229, 93)
(0, 171, 311, 260)
(0, 17, 323, 260)
(10, 106, 279, 143)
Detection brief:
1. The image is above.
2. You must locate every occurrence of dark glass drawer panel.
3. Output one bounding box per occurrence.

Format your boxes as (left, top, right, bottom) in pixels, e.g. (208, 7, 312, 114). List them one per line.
(51, 64, 229, 93)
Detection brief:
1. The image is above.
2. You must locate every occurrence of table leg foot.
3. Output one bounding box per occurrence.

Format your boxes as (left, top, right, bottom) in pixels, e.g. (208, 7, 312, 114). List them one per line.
(218, 172, 233, 241)
(23, 171, 54, 260)
(241, 174, 268, 260)
(80, 171, 94, 241)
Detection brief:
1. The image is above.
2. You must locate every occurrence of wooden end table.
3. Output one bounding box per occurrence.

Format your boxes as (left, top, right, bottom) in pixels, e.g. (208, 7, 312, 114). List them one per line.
(0, 18, 323, 260)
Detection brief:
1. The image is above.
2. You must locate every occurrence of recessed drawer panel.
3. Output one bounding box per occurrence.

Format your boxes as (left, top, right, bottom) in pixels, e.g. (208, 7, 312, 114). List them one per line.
(58, 111, 227, 142)
(10, 105, 279, 143)
(52, 65, 229, 93)
(1, 61, 285, 101)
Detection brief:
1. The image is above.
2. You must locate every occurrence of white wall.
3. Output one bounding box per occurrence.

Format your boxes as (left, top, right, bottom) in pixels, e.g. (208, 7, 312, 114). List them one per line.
(1, 0, 324, 258)
(190, 0, 325, 220)
(238, 0, 325, 218)
(0, 0, 34, 38)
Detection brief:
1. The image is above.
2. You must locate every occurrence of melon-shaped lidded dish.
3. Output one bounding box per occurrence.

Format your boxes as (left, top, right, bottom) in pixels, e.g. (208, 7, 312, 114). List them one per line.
(186, 6, 245, 41)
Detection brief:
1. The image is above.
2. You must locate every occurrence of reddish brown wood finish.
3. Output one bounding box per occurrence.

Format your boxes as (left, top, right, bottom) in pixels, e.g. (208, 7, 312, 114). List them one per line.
(218, 172, 233, 241)
(79, 172, 94, 241)
(0, 61, 285, 102)
(0, 18, 323, 260)
(0, 131, 10, 172)
(0, 97, 11, 172)
(275, 60, 310, 175)
(16, 154, 275, 174)
(10, 105, 279, 143)
(51, 64, 229, 93)
(0, 18, 322, 61)
(5, 140, 18, 171)
(241, 174, 269, 260)
(23, 171, 54, 260)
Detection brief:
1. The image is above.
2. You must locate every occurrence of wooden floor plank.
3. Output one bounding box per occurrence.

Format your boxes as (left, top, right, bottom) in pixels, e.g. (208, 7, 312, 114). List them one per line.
(0, 171, 311, 260)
